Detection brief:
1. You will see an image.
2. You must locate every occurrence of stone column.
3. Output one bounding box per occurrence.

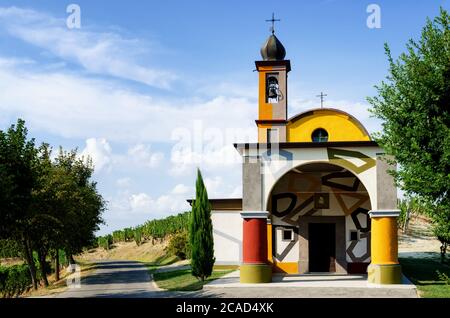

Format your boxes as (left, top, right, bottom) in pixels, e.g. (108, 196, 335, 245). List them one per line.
(240, 156, 272, 283)
(367, 155, 402, 284)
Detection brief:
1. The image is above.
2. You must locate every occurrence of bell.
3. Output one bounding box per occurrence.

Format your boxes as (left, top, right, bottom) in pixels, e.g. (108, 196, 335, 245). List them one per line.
(268, 87, 278, 98)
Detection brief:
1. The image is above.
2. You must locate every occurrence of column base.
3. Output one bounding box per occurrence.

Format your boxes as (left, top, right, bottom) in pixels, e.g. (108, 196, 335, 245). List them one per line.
(240, 264, 272, 283)
(367, 263, 402, 284)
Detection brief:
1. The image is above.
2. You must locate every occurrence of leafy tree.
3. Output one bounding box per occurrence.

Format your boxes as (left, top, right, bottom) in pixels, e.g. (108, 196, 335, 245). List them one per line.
(0, 119, 39, 289)
(55, 148, 105, 264)
(189, 169, 215, 281)
(1, 120, 106, 289)
(368, 8, 450, 260)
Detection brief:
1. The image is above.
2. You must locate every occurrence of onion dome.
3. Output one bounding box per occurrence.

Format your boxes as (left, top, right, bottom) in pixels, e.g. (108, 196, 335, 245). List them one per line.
(260, 34, 286, 61)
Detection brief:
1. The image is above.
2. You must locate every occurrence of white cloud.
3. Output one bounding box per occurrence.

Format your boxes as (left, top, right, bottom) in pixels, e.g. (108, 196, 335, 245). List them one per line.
(116, 191, 190, 216)
(80, 138, 112, 172)
(0, 6, 177, 88)
(116, 177, 131, 188)
(172, 184, 191, 195)
(127, 144, 164, 168)
(129, 193, 153, 211)
(0, 59, 256, 144)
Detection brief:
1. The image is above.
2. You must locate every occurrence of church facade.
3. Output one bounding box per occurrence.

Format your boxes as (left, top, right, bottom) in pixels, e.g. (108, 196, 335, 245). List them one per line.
(208, 31, 402, 285)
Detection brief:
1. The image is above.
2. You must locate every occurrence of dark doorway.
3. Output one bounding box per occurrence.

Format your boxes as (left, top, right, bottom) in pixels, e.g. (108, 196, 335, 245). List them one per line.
(308, 223, 336, 272)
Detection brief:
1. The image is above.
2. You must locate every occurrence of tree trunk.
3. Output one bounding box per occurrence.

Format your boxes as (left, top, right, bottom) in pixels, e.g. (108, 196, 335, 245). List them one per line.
(22, 239, 38, 290)
(38, 250, 49, 287)
(440, 242, 447, 263)
(55, 249, 60, 281)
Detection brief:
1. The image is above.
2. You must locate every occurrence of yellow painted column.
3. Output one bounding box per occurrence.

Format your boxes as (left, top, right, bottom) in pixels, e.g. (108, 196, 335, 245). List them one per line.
(368, 210, 402, 284)
(267, 222, 273, 264)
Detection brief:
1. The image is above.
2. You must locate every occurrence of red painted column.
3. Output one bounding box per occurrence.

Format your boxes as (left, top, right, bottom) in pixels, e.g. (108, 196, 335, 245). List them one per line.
(243, 218, 268, 263)
(240, 211, 271, 283)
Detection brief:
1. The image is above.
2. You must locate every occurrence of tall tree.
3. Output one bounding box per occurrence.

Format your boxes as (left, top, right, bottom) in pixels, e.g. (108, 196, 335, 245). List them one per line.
(189, 169, 215, 281)
(0, 119, 39, 289)
(368, 8, 450, 259)
(55, 148, 105, 263)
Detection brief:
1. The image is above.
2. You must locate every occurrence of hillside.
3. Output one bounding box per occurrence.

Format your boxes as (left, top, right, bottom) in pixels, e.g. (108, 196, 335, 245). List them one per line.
(398, 214, 442, 258)
(75, 238, 180, 265)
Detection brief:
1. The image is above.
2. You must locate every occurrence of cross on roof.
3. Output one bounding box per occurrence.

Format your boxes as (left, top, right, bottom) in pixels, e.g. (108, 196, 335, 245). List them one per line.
(265, 13, 281, 34)
(316, 92, 328, 108)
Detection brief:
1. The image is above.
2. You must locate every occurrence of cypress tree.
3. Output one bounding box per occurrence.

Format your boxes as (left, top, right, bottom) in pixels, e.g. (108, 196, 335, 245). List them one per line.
(190, 169, 215, 281)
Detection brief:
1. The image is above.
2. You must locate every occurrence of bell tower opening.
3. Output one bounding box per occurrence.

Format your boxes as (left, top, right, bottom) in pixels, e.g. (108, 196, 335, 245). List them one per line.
(266, 74, 280, 103)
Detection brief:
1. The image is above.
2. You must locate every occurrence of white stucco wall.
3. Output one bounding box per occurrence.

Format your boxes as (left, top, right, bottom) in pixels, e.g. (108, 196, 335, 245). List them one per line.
(274, 226, 299, 262)
(211, 211, 242, 265)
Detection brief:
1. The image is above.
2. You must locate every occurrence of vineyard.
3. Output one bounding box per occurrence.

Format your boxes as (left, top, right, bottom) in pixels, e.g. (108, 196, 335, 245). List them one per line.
(97, 211, 190, 249)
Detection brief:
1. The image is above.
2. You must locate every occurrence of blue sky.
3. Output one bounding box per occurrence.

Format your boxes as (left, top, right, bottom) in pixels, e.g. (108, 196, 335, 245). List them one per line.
(0, 0, 448, 235)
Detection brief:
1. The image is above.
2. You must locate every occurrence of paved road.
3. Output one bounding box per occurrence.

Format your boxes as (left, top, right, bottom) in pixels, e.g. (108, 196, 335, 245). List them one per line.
(52, 260, 191, 298)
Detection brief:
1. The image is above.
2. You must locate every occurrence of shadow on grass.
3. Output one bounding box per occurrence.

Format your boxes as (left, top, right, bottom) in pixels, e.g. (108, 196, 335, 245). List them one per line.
(399, 256, 450, 298)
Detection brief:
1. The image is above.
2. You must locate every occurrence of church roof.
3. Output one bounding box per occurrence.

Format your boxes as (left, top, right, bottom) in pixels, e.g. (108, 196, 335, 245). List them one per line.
(260, 34, 286, 61)
(287, 108, 371, 138)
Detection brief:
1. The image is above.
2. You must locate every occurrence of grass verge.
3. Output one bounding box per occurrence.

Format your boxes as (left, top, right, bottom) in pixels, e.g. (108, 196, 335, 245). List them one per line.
(153, 268, 235, 291)
(400, 256, 450, 298)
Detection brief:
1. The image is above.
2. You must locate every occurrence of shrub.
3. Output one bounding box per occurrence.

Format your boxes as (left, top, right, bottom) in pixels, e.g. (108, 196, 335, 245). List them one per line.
(97, 235, 113, 250)
(124, 228, 134, 241)
(0, 264, 32, 298)
(436, 270, 450, 285)
(167, 231, 190, 260)
(134, 227, 143, 246)
(112, 230, 125, 243)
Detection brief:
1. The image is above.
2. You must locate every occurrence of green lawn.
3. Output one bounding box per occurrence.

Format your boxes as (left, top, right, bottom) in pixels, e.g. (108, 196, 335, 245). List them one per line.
(153, 268, 235, 291)
(143, 255, 180, 273)
(400, 256, 450, 298)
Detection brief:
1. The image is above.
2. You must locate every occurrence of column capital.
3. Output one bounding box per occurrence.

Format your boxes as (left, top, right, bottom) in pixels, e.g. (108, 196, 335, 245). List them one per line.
(369, 209, 401, 218)
(240, 211, 269, 219)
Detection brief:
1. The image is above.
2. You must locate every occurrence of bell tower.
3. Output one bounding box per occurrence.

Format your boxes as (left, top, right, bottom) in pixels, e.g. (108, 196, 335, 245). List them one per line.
(255, 19, 290, 143)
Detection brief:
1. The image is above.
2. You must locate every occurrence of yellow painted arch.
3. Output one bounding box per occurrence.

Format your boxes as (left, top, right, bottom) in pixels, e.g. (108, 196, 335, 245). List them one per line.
(287, 108, 370, 142)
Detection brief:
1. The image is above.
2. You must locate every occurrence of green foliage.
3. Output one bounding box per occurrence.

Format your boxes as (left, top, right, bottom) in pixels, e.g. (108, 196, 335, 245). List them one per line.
(368, 8, 450, 257)
(141, 212, 190, 239)
(134, 227, 142, 246)
(167, 231, 190, 259)
(124, 228, 134, 241)
(436, 270, 450, 285)
(190, 169, 215, 281)
(0, 239, 21, 258)
(112, 230, 126, 243)
(0, 264, 32, 298)
(97, 235, 113, 250)
(98, 212, 191, 248)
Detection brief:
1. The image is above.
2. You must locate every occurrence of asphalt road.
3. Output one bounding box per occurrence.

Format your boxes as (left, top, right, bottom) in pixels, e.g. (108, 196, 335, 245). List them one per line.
(53, 260, 168, 298)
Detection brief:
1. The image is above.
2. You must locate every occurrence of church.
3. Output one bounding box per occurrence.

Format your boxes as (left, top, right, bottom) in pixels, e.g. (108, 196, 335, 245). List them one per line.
(206, 28, 402, 285)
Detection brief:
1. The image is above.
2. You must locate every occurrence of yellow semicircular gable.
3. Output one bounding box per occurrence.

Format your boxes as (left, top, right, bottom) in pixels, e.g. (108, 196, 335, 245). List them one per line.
(287, 108, 370, 142)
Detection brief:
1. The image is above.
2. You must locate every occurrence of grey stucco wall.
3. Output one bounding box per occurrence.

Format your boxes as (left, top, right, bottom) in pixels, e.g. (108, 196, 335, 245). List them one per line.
(376, 155, 398, 210)
(243, 157, 262, 211)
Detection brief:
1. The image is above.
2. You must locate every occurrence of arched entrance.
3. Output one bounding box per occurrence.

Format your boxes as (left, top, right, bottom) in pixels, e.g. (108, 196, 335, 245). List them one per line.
(267, 162, 372, 274)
